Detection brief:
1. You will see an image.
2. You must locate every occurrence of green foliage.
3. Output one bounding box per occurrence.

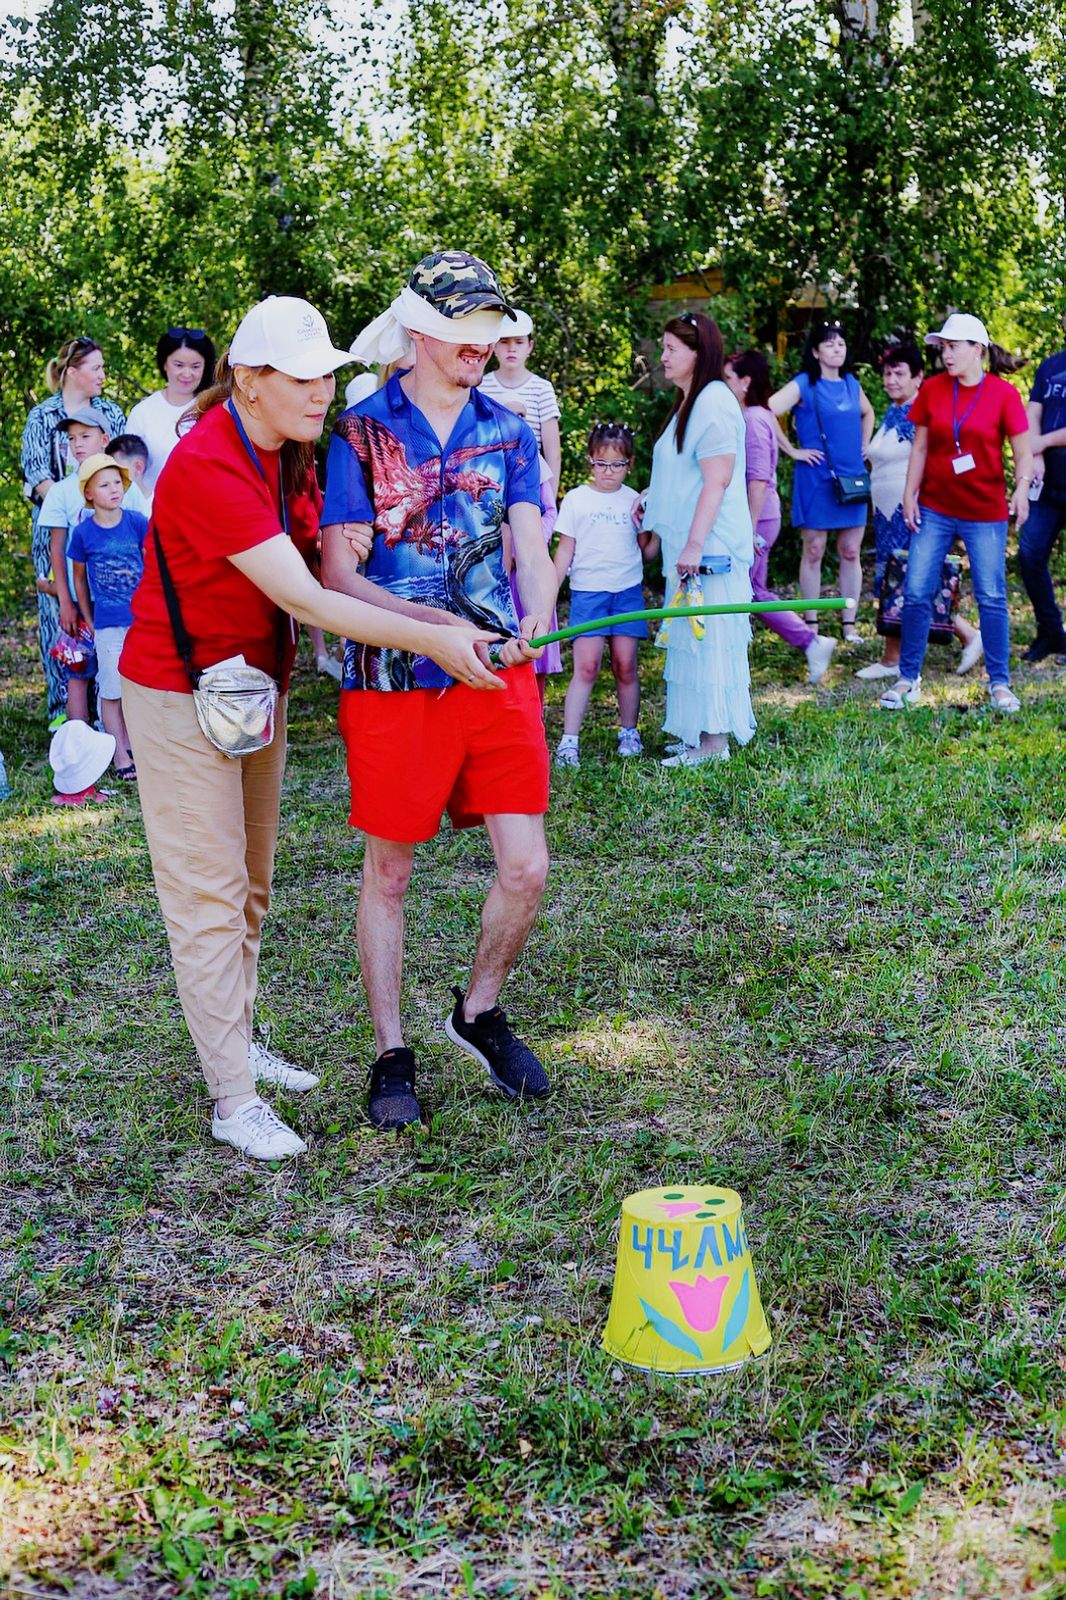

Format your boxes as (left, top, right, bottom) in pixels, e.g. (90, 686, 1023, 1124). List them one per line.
(1, 0, 1062, 609)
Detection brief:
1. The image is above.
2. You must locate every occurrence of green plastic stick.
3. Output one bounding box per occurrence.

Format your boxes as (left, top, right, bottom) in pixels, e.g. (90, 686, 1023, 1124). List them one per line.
(529, 596, 848, 649)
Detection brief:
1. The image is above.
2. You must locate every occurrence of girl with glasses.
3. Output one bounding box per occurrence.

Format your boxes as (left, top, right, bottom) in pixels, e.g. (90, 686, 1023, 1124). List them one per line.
(552, 423, 652, 765)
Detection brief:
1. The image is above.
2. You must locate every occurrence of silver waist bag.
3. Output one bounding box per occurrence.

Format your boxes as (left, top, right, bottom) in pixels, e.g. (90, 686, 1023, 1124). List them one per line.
(193, 663, 278, 758)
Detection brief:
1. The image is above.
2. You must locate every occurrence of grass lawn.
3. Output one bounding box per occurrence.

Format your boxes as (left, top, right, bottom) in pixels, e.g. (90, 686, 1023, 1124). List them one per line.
(1, 590, 1064, 1600)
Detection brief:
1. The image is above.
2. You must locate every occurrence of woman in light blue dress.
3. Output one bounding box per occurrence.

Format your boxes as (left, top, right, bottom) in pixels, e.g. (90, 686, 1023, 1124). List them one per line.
(643, 312, 755, 764)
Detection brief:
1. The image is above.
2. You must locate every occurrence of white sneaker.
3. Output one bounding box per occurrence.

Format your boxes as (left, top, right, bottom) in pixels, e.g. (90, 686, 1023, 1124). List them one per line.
(249, 1039, 319, 1092)
(955, 634, 984, 675)
(555, 740, 580, 768)
(212, 1097, 307, 1160)
(855, 661, 901, 681)
(805, 634, 836, 684)
(316, 655, 342, 681)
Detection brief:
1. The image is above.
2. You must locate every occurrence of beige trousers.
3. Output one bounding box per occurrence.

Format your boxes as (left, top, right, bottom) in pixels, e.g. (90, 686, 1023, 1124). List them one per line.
(122, 678, 288, 1101)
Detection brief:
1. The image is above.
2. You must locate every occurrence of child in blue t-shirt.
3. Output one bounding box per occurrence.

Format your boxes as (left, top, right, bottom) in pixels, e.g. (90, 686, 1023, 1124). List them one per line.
(68, 454, 148, 781)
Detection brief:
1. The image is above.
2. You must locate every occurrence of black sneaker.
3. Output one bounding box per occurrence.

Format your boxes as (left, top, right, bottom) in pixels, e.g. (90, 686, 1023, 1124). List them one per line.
(1021, 633, 1066, 663)
(445, 987, 551, 1100)
(367, 1048, 422, 1130)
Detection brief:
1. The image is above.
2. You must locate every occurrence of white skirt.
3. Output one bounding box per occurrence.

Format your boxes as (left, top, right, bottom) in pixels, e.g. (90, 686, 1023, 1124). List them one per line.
(657, 557, 756, 747)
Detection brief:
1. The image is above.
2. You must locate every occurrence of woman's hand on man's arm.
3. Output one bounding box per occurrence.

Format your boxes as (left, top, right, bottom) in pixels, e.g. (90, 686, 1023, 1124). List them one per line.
(229, 534, 504, 689)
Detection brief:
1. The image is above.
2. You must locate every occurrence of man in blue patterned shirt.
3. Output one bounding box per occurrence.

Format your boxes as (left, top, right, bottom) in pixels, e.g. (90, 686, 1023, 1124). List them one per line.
(321, 251, 559, 1133)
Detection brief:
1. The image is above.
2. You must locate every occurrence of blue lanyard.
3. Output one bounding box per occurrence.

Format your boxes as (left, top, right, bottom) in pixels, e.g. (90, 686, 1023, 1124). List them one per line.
(227, 399, 289, 537)
(952, 378, 984, 455)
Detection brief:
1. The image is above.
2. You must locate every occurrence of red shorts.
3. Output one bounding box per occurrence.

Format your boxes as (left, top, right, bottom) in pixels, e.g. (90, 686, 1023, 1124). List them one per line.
(338, 663, 550, 843)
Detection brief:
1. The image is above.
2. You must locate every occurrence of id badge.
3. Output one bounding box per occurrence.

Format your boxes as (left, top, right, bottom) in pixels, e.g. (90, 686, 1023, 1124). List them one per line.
(952, 453, 976, 475)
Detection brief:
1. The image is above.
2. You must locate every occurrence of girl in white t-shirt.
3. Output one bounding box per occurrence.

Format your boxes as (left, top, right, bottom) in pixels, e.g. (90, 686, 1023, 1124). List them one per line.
(552, 423, 657, 766)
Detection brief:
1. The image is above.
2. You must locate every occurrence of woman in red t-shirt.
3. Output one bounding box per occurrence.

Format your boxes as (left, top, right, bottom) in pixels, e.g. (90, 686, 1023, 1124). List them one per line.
(120, 296, 503, 1162)
(879, 313, 1032, 714)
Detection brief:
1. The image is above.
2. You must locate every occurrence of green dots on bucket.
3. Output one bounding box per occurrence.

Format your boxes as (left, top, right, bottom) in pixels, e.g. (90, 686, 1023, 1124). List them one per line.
(663, 1192, 685, 1200)
(696, 1197, 726, 1217)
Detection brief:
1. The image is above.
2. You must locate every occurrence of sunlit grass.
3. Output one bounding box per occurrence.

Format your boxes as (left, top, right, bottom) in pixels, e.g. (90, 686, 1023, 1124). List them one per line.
(1, 578, 1064, 1599)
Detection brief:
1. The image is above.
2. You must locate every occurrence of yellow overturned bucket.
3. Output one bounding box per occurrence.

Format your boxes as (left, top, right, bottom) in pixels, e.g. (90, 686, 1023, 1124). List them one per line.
(602, 1185, 771, 1374)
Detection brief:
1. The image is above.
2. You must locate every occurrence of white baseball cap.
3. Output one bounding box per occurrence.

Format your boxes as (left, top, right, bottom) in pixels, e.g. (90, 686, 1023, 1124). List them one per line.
(229, 296, 353, 380)
(925, 313, 990, 348)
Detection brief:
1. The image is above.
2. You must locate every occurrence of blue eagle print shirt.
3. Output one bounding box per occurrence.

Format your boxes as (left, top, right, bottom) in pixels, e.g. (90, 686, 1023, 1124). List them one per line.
(321, 371, 542, 691)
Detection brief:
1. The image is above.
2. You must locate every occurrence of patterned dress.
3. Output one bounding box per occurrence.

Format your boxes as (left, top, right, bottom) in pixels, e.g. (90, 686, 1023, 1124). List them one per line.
(866, 400, 915, 594)
(20, 392, 126, 719)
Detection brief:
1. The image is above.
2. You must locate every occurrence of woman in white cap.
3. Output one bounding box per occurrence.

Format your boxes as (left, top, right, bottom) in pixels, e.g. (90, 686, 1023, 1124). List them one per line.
(119, 297, 503, 1162)
(880, 313, 1032, 713)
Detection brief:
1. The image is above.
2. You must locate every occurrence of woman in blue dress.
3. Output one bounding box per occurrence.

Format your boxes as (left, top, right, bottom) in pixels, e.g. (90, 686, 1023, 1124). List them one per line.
(770, 320, 874, 645)
(642, 312, 755, 765)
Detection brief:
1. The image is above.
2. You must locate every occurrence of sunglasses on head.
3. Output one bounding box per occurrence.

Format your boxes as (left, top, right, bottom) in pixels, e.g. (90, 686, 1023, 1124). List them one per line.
(57, 336, 98, 374)
(167, 326, 207, 340)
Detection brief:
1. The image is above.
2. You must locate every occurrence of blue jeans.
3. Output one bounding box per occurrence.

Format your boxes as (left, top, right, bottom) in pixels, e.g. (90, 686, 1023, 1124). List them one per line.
(899, 507, 1010, 686)
(1017, 494, 1066, 641)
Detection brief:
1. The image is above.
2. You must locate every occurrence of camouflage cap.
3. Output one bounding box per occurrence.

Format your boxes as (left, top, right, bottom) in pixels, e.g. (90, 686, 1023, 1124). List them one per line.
(408, 251, 517, 321)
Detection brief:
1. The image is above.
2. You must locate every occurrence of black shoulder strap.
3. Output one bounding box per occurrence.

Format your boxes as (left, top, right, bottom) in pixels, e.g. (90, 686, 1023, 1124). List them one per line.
(153, 524, 200, 687)
(809, 381, 838, 481)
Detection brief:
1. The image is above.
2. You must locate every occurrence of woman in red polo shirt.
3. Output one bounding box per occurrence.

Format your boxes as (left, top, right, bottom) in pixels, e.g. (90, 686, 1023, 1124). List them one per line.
(880, 313, 1032, 714)
(120, 297, 502, 1163)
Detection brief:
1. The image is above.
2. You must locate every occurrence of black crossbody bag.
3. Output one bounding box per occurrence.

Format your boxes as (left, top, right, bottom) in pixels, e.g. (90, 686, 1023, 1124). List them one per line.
(811, 378, 872, 505)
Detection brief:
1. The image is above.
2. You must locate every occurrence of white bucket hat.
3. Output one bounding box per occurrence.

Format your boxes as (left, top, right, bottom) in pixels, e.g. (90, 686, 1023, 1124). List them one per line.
(344, 372, 379, 409)
(49, 721, 116, 794)
(925, 313, 990, 347)
(229, 297, 352, 380)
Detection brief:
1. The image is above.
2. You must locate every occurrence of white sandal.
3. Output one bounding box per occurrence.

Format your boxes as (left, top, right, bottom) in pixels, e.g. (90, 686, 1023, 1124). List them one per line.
(989, 685, 1020, 714)
(879, 677, 922, 710)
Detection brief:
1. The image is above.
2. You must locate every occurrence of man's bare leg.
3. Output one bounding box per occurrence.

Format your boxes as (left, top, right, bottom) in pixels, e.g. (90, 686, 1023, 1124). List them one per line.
(464, 813, 550, 1021)
(356, 835, 416, 1054)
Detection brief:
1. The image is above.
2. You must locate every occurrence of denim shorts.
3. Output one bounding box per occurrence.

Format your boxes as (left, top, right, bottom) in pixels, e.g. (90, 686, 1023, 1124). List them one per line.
(567, 582, 649, 638)
(94, 626, 129, 699)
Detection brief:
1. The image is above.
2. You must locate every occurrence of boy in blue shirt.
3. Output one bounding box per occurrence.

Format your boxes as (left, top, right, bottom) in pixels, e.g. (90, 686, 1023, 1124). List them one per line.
(69, 454, 148, 781)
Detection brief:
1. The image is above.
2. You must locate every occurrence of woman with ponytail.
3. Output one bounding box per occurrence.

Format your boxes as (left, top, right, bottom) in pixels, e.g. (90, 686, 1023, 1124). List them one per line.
(21, 338, 126, 727)
(118, 297, 504, 1164)
(880, 313, 1031, 713)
